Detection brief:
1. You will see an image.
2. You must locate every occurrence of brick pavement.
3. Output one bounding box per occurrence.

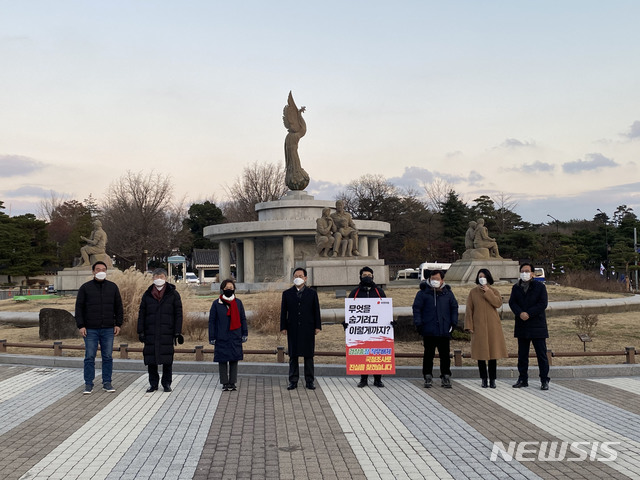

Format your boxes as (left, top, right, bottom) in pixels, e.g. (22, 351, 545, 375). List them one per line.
(1, 366, 639, 479)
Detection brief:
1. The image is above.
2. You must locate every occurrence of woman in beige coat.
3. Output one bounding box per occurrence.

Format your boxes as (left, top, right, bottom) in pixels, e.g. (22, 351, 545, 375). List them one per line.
(464, 269, 508, 388)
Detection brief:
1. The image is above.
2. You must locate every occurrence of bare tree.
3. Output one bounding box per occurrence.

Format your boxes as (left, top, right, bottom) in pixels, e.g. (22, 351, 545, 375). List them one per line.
(422, 178, 455, 213)
(336, 174, 398, 220)
(101, 171, 184, 269)
(37, 190, 69, 222)
(493, 191, 520, 234)
(222, 161, 288, 222)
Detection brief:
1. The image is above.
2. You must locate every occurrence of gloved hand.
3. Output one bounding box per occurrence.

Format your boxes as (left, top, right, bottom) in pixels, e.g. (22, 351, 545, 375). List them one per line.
(210, 339, 216, 345)
(341, 322, 348, 330)
(138, 334, 144, 343)
(390, 321, 398, 328)
(241, 336, 248, 343)
(415, 325, 422, 335)
(173, 334, 184, 346)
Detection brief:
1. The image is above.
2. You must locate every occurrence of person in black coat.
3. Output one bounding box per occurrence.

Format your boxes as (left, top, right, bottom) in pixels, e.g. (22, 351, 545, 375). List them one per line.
(280, 267, 322, 390)
(412, 270, 458, 388)
(509, 263, 550, 390)
(348, 266, 387, 388)
(208, 279, 248, 391)
(137, 268, 183, 393)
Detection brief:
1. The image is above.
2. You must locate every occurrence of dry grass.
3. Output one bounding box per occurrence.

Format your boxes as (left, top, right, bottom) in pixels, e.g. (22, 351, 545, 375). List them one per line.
(248, 292, 282, 335)
(1, 282, 637, 367)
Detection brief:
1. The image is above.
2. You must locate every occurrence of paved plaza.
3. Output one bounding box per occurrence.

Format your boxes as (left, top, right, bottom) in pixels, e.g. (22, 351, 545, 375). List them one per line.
(1, 364, 640, 480)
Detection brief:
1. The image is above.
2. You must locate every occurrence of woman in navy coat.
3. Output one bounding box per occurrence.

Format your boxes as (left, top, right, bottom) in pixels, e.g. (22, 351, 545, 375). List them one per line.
(209, 279, 248, 391)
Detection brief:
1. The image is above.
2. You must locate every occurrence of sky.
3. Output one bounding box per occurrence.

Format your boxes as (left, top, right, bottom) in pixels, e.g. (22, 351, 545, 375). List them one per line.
(1, 1, 639, 225)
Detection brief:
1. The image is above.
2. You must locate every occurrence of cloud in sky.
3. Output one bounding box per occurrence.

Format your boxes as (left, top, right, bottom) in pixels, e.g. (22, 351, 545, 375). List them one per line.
(511, 161, 555, 173)
(0, 155, 46, 177)
(562, 153, 619, 174)
(500, 138, 536, 148)
(3, 185, 53, 198)
(622, 120, 640, 140)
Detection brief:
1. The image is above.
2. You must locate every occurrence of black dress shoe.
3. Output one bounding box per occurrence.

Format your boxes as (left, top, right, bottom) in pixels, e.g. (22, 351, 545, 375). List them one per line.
(512, 380, 529, 388)
(287, 382, 298, 390)
(306, 382, 316, 390)
(357, 379, 368, 388)
(481, 378, 488, 388)
(163, 386, 172, 392)
(541, 380, 549, 391)
(373, 379, 384, 388)
(146, 386, 158, 393)
(489, 379, 496, 389)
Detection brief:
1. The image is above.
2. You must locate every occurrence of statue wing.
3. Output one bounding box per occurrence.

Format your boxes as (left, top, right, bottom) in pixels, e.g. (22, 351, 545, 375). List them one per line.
(282, 91, 302, 132)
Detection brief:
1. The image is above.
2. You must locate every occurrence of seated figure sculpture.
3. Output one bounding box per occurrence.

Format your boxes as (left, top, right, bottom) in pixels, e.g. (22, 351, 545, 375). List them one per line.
(331, 200, 360, 257)
(473, 218, 501, 258)
(79, 219, 112, 267)
(465, 220, 477, 250)
(315, 208, 336, 257)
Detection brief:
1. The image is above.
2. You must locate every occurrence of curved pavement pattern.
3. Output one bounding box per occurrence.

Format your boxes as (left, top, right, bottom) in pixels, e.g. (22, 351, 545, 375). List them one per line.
(1, 366, 639, 479)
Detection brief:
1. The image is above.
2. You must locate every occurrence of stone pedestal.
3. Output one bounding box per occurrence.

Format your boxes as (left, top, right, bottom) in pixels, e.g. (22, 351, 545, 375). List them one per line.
(445, 259, 520, 284)
(303, 258, 388, 289)
(55, 268, 94, 293)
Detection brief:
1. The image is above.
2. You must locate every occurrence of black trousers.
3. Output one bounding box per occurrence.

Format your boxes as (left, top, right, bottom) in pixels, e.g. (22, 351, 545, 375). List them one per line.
(360, 375, 382, 382)
(218, 361, 238, 385)
(517, 337, 550, 382)
(422, 336, 451, 378)
(148, 363, 172, 388)
(289, 356, 314, 384)
(478, 359, 497, 380)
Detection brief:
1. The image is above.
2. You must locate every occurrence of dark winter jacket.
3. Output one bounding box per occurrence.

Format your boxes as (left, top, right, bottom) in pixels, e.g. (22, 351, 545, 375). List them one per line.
(208, 296, 248, 363)
(280, 286, 322, 357)
(509, 280, 549, 339)
(137, 283, 183, 365)
(75, 279, 124, 329)
(348, 283, 386, 299)
(412, 283, 459, 337)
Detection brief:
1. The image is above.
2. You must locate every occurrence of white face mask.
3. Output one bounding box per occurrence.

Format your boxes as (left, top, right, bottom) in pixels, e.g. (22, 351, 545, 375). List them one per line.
(520, 272, 532, 282)
(478, 277, 487, 285)
(293, 277, 305, 287)
(153, 278, 166, 288)
(94, 271, 107, 280)
(429, 280, 441, 289)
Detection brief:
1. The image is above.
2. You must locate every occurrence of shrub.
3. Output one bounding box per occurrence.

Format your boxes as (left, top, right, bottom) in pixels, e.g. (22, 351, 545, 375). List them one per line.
(561, 270, 628, 293)
(573, 313, 599, 337)
(249, 292, 282, 335)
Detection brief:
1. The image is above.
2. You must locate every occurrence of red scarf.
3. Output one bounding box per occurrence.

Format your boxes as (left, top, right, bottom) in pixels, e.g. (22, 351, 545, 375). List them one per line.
(152, 285, 166, 301)
(220, 295, 241, 331)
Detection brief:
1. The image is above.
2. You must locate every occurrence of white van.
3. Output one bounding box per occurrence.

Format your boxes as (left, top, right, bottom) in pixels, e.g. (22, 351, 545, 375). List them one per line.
(419, 262, 452, 281)
(395, 268, 420, 280)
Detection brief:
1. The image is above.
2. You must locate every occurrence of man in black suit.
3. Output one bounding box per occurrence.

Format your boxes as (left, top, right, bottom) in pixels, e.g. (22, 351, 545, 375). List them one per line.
(280, 267, 322, 390)
(509, 263, 550, 390)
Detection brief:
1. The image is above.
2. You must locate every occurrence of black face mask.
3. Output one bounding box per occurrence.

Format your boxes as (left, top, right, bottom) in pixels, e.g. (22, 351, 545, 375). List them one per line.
(222, 289, 235, 297)
(360, 276, 374, 286)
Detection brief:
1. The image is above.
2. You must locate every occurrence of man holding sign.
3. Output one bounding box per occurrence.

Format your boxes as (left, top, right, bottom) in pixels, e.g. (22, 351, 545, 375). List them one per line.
(345, 267, 395, 383)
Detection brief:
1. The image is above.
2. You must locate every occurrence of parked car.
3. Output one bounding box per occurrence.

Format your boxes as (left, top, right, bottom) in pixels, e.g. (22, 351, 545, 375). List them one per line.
(46, 285, 56, 294)
(534, 268, 546, 283)
(185, 272, 200, 285)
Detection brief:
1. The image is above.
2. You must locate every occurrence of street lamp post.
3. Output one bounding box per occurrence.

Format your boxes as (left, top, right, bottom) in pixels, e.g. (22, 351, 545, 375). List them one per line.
(597, 208, 609, 279)
(546, 214, 559, 233)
